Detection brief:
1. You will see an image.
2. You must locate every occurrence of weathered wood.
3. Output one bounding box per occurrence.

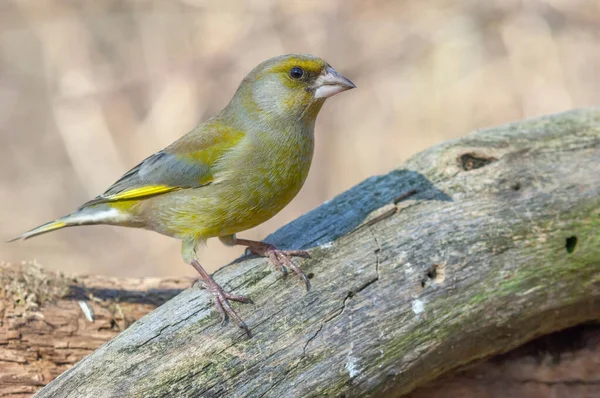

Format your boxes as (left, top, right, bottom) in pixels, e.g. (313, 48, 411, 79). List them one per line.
(2, 265, 599, 398)
(32, 108, 600, 397)
(407, 323, 600, 398)
(0, 262, 189, 397)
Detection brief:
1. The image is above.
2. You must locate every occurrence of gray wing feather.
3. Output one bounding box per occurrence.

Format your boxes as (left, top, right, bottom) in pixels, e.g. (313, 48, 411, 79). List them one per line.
(80, 150, 211, 208)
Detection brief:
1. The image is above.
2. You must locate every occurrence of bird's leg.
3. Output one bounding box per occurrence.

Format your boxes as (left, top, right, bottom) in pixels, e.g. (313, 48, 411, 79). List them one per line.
(190, 259, 253, 337)
(233, 238, 311, 291)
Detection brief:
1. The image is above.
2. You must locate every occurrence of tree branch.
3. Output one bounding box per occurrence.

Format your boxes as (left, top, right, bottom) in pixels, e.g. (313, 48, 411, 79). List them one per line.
(26, 109, 600, 397)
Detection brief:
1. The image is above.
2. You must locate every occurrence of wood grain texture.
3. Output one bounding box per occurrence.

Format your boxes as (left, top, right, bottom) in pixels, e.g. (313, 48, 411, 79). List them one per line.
(0, 262, 189, 397)
(2, 268, 599, 398)
(33, 108, 600, 397)
(407, 323, 600, 398)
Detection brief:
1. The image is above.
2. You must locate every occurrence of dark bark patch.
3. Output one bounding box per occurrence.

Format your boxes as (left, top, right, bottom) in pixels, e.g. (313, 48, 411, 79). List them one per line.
(460, 153, 497, 171)
(566, 236, 577, 253)
(421, 263, 445, 288)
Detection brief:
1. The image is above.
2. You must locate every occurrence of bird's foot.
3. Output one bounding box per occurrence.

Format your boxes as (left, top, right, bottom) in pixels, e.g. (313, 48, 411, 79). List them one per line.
(191, 260, 253, 337)
(235, 239, 311, 291)
(210, 282, 253, 337)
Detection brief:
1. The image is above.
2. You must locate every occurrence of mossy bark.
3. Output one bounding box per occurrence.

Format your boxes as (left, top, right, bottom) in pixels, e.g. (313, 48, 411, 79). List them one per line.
(34, 108, 600, 397)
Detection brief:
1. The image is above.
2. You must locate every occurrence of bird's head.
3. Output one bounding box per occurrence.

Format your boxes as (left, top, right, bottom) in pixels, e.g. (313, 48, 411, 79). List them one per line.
(228, 54, 356, 125)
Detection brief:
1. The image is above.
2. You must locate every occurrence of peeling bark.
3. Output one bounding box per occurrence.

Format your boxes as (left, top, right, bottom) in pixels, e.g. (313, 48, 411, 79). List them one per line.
(14, 109, 600, 397)
(0, 262, 189, 397)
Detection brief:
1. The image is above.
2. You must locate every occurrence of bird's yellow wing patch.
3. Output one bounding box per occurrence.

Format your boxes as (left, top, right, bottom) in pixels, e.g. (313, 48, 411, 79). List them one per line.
(103, 185, 181, 201)
(81, 185, 182, 208)
(80, 123, 243, 210)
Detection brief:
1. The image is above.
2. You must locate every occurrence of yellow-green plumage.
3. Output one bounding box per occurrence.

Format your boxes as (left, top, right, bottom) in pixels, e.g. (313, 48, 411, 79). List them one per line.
(10, 54, 355, 333)
(140, 119, 314, 241)
(127, 56, 327, 248)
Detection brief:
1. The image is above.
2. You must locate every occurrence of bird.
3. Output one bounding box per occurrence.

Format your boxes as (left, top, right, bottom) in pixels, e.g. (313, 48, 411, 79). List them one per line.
(9, 54, 356, 337)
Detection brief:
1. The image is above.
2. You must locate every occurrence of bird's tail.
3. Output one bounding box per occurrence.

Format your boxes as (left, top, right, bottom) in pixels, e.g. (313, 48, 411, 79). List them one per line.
(8, 205, 128, 242)
(8, 219, 71, 241)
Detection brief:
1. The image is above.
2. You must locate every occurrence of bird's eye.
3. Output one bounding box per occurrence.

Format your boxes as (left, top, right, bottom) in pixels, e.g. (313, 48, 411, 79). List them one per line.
(290, 67, 304, 79)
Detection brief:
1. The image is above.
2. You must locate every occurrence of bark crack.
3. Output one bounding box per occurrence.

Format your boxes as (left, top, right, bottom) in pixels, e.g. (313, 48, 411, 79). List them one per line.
(137, 304, 207, 348)
(296, 230, 382, 366)
(370, 227, 382, 281)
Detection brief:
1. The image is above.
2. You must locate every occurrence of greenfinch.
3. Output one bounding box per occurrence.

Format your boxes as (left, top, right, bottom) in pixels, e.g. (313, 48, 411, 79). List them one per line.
(10, 54, 356, 336)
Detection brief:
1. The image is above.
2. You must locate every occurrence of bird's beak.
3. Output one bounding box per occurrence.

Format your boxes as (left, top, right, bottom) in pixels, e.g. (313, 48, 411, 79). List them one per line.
(313, 66, 356, 99)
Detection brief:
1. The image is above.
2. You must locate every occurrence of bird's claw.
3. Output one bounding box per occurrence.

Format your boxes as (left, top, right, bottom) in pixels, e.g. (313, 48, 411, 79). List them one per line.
(206, 282, 253, 337)
(265, 248, 311, 291)
(236, 239, 312, 290)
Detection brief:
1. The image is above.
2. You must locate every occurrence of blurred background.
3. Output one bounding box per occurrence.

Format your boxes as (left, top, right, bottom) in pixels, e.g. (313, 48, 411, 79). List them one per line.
(1, 0, 599, 277)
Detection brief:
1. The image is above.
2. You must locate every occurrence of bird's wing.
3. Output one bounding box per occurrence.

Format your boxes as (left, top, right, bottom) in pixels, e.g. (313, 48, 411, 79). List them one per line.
(80, 123, 246, 208)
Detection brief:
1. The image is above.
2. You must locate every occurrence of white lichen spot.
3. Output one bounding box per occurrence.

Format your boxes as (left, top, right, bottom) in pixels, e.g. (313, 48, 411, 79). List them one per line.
(320, 241, 334, 249)
(412, 299, 425, 315)
(345, 357, 360, 378)
(517, 286, 542, 296)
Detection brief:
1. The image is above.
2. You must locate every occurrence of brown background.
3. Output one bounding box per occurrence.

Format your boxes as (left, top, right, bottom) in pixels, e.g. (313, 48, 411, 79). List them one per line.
(2, 0, 599, 277)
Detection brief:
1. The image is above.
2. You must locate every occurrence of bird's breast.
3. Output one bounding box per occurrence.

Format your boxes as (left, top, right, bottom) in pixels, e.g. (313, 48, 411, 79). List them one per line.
(169, 126, 316, 238)
(140, 123, 316, 239)
(224, 128, 314, 215)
